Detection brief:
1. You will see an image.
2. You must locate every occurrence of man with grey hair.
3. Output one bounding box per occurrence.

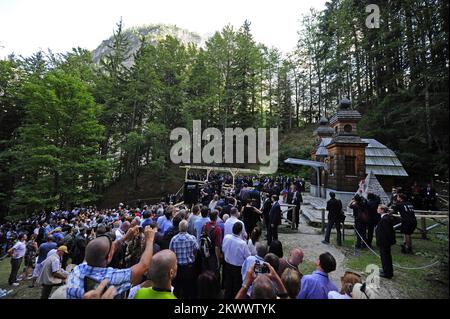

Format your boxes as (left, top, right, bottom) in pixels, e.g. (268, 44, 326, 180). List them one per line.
(236, 261, 288, 299)
(134, 250, 177, 299)
(169, 219, 198, 299)
(240, 241, 268, 297)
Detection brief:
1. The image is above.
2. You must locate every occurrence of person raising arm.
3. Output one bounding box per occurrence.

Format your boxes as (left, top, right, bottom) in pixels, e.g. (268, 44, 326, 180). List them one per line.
(129, 226, 157, 285)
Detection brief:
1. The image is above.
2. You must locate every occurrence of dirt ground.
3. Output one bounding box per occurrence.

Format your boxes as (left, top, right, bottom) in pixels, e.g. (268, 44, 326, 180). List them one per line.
(277, 223, 405, 298)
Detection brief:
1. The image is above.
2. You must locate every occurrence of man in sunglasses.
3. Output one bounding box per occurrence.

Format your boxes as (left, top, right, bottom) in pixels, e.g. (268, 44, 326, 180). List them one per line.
(66, 225, 157, 299)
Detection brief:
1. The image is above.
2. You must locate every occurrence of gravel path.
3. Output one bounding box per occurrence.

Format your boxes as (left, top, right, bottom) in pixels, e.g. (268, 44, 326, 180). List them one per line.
(275, 216, 407, 298)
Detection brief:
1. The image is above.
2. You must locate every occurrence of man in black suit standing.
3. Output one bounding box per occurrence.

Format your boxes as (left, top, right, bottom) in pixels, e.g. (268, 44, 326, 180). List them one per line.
(268, 195, 282, 245)
(422, 183, 438, 211)
(375, 204, 396, 279)
(262, 195, 274, 235)
(289, 184, 303, 230)
(322, 192, 343, 246)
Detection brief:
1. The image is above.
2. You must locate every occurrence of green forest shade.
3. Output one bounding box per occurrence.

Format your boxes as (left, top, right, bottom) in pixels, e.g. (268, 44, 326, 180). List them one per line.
(0, 0, 448, 216)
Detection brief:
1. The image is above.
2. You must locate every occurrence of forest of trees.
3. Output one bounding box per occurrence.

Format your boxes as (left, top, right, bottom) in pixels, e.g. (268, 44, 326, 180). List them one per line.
(0, 0, 448, 216)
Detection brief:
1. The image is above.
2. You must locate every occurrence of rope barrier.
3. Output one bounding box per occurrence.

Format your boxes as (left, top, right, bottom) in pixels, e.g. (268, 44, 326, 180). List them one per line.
(352, 226, 441, 270)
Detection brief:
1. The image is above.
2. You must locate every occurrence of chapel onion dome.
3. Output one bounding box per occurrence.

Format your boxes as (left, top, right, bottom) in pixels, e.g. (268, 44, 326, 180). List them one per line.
(339, 97, 352, 109)
(329, 97, 362, 127)
(319, 116, 329, 125)
(314, 116, 334, 137)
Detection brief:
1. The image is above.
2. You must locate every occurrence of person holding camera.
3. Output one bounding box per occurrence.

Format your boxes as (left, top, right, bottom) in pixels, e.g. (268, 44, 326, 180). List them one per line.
(66, 225, 157, 299)
(349, 194, 369, 249)
(322, 192, 343, 246)
(236, 260, 288, 299)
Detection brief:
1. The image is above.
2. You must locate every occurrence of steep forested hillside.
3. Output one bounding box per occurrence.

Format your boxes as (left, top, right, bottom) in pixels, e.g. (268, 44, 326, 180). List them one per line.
(0, 0, 448, 218)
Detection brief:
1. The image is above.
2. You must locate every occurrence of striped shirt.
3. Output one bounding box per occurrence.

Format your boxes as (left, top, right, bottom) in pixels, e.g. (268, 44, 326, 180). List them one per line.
(66, 263, 132, 299)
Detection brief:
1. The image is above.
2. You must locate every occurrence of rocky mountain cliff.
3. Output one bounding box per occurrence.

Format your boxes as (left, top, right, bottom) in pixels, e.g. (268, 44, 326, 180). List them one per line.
(92, 24, 203, 67)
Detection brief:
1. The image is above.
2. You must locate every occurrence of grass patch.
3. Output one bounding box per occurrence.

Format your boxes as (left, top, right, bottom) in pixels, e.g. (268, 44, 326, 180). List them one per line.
(341, 231, 448, 299)
(298, 260, 316, 276)
(0, 257, 42, 299)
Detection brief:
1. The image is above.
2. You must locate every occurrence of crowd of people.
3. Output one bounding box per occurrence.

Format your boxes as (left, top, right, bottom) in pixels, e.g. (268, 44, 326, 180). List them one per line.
(390, 182, 440, 211)
(1, 174, 433, 300)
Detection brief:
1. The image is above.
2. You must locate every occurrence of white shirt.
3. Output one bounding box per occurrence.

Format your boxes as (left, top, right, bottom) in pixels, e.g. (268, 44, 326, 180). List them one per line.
(115, 228, 125, 241)
(247, 239, 257, 256)
(222, 234, 251, 266)
(278, 198, 288, 212)
(328, 291, 352, 299)
(46, 249, 57, 259)
(38, 253, 66, 285)
(208, 200, 218, 211)
(224, 216, 247, 240)
(156, 215, 167, 229)
(12, 241, 26, 259)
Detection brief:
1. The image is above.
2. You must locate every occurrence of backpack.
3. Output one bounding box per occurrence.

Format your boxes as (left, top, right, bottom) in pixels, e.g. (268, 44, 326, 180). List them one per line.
(199, 224, 216, 259)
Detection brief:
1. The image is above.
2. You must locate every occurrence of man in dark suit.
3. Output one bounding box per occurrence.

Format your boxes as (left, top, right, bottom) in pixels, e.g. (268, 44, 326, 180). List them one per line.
(289, 185, 303, 230)
(322, 192, 343, 246)
(375, 204, 396, 279)
(422, 183, 437, 211)
(262, 195, 274, 235)
(268, 195, 282, 245)
(366, 193, 381, 248)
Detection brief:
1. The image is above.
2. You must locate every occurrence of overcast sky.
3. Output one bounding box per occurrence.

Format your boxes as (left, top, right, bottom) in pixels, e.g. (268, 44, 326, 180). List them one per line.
(0, 0, 326, 58)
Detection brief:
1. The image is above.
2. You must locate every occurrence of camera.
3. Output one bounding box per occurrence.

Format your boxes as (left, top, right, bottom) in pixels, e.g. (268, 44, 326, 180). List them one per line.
(254, 260, 269, 274)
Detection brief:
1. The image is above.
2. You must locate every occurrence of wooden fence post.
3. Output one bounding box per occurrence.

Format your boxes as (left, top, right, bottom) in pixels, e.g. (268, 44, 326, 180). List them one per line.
(421, 217, 428, 239)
